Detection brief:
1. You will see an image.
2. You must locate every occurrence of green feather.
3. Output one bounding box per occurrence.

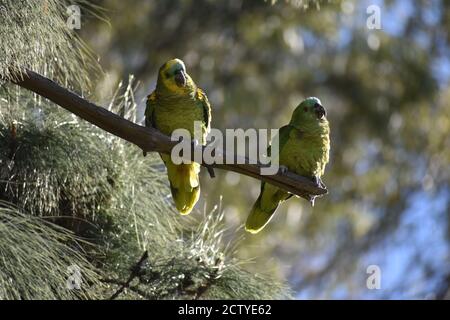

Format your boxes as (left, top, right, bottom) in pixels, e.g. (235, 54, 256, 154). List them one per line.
(246, 97, 330, 234)
(145, 59, 211, 215)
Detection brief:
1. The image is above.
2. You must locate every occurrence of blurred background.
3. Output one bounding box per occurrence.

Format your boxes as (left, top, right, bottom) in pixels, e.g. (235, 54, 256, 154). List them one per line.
(80, 0, 449, 299)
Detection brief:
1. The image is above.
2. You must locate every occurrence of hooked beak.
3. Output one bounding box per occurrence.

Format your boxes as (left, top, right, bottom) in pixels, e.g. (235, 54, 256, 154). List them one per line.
(314, 103, 327, 119)
(174, 69, 187, 87)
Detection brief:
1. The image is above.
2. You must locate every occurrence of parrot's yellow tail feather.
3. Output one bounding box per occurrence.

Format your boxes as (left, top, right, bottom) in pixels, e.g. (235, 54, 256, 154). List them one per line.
(170, 184, 200, 215)
(245, 197, 279, 234)
(166, 160, 201, 215)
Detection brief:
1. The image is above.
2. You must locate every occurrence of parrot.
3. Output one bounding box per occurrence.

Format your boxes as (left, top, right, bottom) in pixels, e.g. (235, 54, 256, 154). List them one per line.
(145, 58, 211, 215)
(245, 97, 330, 234)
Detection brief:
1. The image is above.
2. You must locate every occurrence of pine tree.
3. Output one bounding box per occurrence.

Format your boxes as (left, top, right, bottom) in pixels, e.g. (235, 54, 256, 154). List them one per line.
(0, 0, 290, 299)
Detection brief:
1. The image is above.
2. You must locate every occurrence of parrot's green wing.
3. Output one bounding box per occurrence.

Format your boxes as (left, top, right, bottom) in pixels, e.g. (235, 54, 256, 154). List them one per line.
(196, 88, 211, 133)
(143, 91, 157, 157)
(246, 125, 295, 234)
(145, 91, 157, 128)
(267, 125, 293, 160)
(260, 124, 294, 194)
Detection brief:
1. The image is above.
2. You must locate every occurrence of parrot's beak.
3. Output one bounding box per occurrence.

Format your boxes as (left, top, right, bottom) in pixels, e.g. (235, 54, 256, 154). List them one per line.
(174, 70, 187, 87)
(314, 103, 326, 119)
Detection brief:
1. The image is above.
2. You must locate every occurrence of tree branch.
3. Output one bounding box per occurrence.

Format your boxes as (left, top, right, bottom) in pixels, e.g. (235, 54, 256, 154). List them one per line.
(11, 69, 327, 198)
(109, 251, 149, 300)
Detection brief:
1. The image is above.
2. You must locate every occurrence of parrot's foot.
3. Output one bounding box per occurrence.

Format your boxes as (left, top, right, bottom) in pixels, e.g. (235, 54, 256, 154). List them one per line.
(205, 165, 216, 178)
(300, 193, 316, 207)
(309, 196, 316, 207)
(312, 176, 326, 189)
(319, 179, 326, 189)
(279, 165, 289, 175)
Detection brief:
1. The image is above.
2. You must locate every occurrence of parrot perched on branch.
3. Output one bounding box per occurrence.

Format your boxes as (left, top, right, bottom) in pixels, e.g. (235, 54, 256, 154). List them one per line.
(246, 97, 330, 234)
(145, 59, 211, 215)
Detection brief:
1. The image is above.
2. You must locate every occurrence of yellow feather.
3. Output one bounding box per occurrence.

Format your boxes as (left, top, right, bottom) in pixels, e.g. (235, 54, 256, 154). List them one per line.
(145, 59, 211, 215)
(245, 196, 277, 234)
(162, 155, 200, 215)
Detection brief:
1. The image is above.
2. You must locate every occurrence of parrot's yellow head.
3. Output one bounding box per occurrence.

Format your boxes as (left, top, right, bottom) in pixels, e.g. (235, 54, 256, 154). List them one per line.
(156, 58, 196, 95)
(290, 97, 328, 130)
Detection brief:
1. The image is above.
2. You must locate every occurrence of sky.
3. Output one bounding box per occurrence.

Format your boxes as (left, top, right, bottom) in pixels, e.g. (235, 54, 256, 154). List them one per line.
(294, 0, 449, 299)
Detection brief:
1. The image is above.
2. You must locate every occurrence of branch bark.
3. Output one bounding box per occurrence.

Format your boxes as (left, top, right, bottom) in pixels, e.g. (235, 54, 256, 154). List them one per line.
(11, 69, 327, 199)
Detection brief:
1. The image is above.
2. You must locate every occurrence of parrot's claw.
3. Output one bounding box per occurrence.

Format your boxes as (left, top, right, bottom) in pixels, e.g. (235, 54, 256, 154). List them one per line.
(299, 193, 315, 206)
(279, 165, 289, 175)
(143, 150, 147, 157)
(312, 176, 320, 187)
(312, 176, 326, 189)
(205, 165, 216, 178)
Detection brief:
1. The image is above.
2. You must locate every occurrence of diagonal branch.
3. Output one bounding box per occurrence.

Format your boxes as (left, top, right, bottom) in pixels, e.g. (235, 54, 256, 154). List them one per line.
(109, 251, 149, 300)
(11, 69, 327, 199)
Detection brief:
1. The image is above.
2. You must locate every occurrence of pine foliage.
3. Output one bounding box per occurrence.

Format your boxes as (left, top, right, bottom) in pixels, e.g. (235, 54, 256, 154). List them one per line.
(0, 0, 290, 299)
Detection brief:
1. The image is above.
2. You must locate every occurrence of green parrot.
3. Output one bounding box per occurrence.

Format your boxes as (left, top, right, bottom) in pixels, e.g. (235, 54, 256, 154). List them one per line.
(145, 58, 211, 215)
(246, 97, 330, 234)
